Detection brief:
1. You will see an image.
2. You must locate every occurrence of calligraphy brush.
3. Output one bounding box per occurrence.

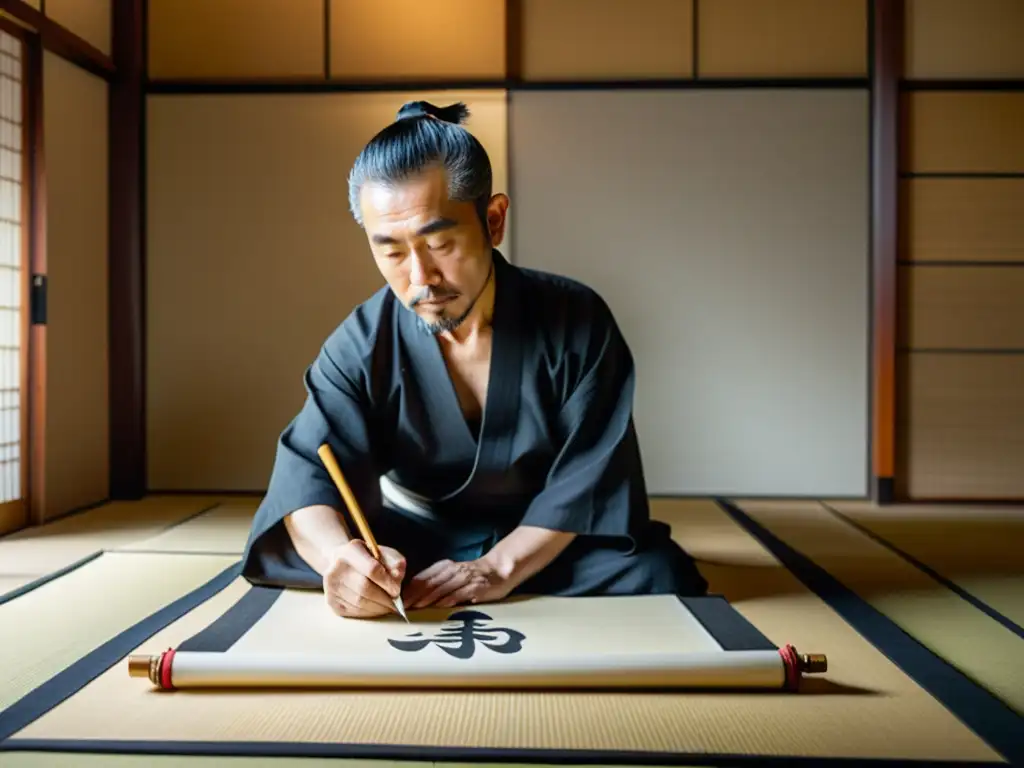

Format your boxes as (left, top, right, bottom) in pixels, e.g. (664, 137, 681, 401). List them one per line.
(317, 443, 409, 622)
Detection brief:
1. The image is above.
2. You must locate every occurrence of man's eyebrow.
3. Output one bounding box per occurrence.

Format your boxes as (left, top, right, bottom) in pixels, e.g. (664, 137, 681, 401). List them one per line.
(416, 218, 458, 237)
(370, 218, 458, 246)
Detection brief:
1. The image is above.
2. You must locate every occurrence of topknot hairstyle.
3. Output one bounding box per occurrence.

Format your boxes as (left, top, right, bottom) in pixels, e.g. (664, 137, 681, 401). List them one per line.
(347, 100, 493, 228)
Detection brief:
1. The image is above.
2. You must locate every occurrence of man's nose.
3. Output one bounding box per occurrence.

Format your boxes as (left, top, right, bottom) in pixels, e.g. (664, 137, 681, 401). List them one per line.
(408, 250, 439, 286)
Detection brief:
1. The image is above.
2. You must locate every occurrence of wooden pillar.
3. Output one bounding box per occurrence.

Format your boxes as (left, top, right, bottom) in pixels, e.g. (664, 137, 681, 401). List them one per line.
(109, 0, 146, 498)
(870, 0, 904, 504)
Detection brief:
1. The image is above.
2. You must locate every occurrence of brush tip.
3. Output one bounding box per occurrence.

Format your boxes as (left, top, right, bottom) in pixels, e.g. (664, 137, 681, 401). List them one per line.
(394, 596, 409, 622)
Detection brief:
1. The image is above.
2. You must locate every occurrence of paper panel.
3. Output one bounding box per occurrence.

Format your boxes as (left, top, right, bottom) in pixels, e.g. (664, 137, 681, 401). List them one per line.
(903, 178, 1024, 263)
(906, 0, 1024, 79)
(898, 353, 1024, 499)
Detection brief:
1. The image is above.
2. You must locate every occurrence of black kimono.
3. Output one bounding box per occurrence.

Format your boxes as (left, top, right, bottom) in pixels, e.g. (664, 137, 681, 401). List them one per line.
(241, 251, 707, 597)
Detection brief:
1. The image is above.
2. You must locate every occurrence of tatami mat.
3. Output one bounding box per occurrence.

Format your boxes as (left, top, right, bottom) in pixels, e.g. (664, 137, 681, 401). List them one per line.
(0, 496, 227, 596)
(115, 497, 260, 555)
(824, 500, 1024, 629)
(0, 551, 238, 712)
(731, 499, 1024, 716)
(3, 500, 1009, 764)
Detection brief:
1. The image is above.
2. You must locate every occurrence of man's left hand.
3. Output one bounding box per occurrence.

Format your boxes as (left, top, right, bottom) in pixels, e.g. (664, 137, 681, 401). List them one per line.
(403, 557, 512, 609)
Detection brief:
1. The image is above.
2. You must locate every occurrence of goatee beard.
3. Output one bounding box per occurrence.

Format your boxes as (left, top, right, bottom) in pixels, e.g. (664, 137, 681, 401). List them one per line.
(416, 307, 470, 335)
(411, 258, 494, 336)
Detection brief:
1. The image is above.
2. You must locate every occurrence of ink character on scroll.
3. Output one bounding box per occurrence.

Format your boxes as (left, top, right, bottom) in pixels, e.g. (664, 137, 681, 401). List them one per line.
(241, 100, 708, 618)
(387, 610, 526, 659)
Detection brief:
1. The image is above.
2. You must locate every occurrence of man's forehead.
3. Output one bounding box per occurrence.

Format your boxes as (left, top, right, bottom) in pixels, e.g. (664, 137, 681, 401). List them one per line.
(361, 174, 451, 220)
(361, 180, 476, 244)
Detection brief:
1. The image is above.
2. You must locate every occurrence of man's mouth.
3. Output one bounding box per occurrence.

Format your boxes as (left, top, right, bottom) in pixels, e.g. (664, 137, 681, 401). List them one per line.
(416, 295, 455, 307)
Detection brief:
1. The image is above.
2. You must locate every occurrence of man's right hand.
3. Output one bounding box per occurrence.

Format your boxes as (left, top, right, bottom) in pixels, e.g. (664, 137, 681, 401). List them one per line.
(322, 540, 406, 618)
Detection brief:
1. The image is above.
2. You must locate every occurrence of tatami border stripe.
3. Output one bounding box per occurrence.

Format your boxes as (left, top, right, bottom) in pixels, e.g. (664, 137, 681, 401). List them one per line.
(177, 585, 282, 653)
(716, 499, 1024, 766)
(0, 551, 102, 607)
(819, 502, 1024, 641)
(0, 561, 241, 743)
(0, 738, 1004, 767)
(679, 595, 777, 652)
(150, 501, 228, 534)
(0, 501, 224, 605)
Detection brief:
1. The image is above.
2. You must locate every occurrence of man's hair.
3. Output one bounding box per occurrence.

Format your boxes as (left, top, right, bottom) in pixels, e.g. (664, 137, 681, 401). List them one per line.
(347, 100, 493, 229)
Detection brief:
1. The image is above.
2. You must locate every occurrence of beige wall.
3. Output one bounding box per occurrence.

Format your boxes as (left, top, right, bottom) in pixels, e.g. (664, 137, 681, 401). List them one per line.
(145, 86, 870, 496)
(147, 87, 870, 497)
(42, 51, 110, 519)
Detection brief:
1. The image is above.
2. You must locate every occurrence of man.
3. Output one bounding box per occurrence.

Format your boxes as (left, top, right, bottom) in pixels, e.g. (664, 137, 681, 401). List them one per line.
(241, 100, 708, 618)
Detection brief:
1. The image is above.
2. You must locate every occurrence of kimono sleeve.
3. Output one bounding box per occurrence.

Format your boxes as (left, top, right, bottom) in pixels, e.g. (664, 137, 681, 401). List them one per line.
(519, 299, 650, 545)
(240, 320, 385, 588)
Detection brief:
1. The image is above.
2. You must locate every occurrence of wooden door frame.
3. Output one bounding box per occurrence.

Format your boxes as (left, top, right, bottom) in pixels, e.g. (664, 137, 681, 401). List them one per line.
(0, 1, 121, 533)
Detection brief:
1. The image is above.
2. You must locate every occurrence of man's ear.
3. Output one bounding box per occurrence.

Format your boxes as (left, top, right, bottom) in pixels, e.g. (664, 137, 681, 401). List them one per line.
(486, 193, 510, 246)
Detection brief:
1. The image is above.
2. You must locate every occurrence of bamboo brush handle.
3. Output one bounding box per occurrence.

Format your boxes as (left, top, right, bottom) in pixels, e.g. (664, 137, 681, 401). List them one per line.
(317, 443, 382, 560)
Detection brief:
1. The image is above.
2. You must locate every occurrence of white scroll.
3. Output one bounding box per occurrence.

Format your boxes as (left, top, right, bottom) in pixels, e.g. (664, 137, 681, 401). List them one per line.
(128, 591, 826, 692)
(148, 648, 789, 690)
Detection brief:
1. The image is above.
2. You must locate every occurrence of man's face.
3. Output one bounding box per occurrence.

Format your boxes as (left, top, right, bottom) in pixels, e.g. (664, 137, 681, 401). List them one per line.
(360, 165, 508, 334)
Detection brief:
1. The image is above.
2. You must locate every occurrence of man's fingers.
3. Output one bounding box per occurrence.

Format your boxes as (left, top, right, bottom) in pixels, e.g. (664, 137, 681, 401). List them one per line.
(381, 548, 407, 583)
(407, 564, 457, 608)
(435, 581, 485, 608)
(404, 559, 452, 606)
(412, 559, 452, 582)
(436, 570, 493, 608)
(325, 590, 360, 618)
(337, 579, 392, 614)
(324, 559, 398, 613)
(326, 579, 391, 617)
(344, 541, 402, 597)
(413, 567, 471, 609)
(339, 570, 396, 612)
